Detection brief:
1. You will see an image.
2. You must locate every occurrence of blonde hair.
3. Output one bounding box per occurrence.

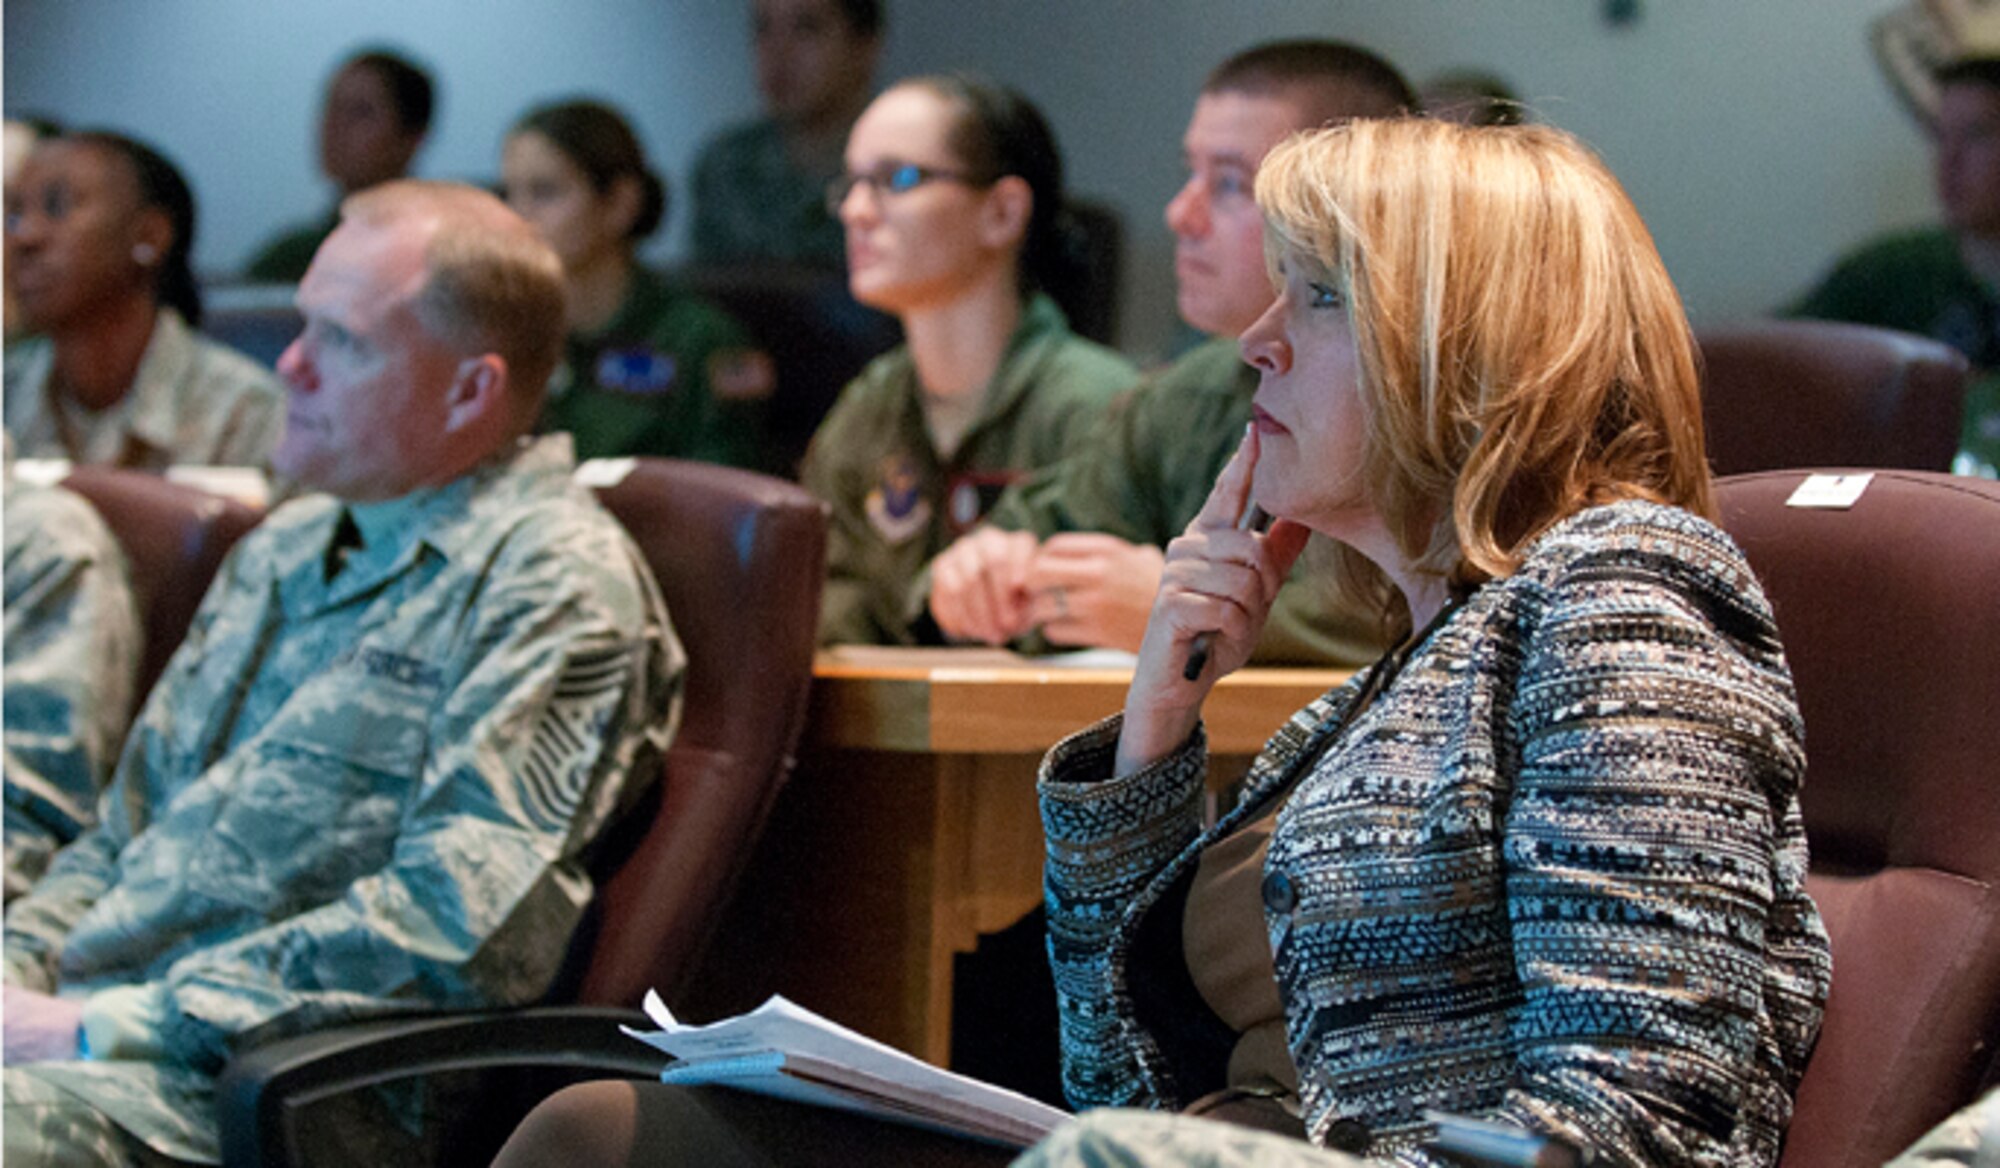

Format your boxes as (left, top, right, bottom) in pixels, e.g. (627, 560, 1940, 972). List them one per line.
(1255, 118, 1710, 604)
(341, 180, 567, 423)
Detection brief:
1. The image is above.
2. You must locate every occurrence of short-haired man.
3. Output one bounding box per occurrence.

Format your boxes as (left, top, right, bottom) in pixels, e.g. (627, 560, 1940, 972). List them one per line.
(927, 40, 1416, 664)
(689, 0, 883, 268)
(244, 48, 436, 282)
(1792, 55, 2000, 474)
(3, 181, 683, 1166)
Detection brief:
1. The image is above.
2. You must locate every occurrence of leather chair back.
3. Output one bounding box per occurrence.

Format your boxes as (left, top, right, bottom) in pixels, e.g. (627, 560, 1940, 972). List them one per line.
(568, 458, 828, 1007)
(676, 264, 901, 478)
(1716, 469, 2000, 1168)
(1699, 320, 1968, 476)
(59, 466, 263, 701)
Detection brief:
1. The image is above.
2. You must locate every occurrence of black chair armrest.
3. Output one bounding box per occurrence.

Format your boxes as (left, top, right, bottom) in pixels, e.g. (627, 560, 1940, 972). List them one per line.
(217, 1006, 667, 1167)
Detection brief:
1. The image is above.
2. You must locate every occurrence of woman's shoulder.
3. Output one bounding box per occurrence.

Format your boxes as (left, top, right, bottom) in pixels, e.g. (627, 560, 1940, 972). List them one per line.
(1500, 499, 1783, 657)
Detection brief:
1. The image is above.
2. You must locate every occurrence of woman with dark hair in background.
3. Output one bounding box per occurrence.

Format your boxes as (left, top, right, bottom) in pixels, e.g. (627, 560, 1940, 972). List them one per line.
(803, 74, 1134, 645)
(502, 99, 772, 469)
(4, 131, 282, 469)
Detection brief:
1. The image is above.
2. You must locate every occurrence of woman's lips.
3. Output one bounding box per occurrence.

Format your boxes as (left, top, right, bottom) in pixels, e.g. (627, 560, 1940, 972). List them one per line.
(1251, 404, 1286, 435)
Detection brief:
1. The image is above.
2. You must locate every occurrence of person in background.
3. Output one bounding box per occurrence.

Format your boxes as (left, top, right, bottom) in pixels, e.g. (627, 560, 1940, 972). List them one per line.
(2, 180, 682, 1167)
(689, 0, 882, 269)
(5, 116, 61, 341)
(3, 466, 142, 903)
(1420, 67, 1526, 126)
(503, 99, 774, 469)
(1791, 52, 2000, 475)
(805, 74, 1135, 645)
(4, 131, 282, 469)
(924, 41, 1413, 666)
(242, 48, 434, 283)
(1019, 117, 1829, 1167)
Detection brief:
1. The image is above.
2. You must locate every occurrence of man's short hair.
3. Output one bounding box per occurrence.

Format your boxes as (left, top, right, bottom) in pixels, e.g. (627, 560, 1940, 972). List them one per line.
(341, 181, 566, 420)
(1204, 39, 1417, 125)
(345, 48, 436, 137)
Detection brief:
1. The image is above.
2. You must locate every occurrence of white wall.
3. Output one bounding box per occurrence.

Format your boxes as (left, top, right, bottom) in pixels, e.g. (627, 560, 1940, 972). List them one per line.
(5, 0, 1933, 360)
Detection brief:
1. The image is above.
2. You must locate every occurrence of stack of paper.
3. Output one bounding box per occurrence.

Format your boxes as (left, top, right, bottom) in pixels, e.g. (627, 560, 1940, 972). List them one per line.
(622, 991, 1070, 1149)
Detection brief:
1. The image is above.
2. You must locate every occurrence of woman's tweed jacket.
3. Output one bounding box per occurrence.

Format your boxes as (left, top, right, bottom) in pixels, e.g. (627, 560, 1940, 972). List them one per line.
(1039, 501, 1832, 1167)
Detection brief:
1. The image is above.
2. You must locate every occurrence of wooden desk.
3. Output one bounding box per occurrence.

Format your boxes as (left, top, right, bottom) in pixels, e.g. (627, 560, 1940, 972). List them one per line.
(682, 649, 1348, 1066)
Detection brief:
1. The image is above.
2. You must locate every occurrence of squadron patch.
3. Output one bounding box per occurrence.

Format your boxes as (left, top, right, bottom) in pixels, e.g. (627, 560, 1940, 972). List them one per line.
(594, 346, 678, 396)
(709, 348, 777, 401)
(944, 469, 1024, 535)
(865, 454, 931, 545)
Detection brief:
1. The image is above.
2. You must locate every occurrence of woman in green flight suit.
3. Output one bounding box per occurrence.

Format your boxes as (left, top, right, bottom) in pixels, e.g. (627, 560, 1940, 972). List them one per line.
(804, 74, 1136, 645)
(502, 99, 772, 469)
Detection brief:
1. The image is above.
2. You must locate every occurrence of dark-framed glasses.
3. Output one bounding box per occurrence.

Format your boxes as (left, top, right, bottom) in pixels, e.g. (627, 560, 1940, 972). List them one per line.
(825, 162, 983, 214)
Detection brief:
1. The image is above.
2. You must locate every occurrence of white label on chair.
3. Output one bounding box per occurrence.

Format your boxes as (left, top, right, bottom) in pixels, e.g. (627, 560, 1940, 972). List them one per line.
(11, 459, 71, 486)
(1785, 472, 1874, 509)
(165, 466, 270, 508)
(574, 457, 638, 488)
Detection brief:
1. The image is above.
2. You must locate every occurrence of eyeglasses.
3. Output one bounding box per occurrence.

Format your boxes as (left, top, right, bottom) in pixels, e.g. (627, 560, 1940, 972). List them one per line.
(825, 162, 984, 214)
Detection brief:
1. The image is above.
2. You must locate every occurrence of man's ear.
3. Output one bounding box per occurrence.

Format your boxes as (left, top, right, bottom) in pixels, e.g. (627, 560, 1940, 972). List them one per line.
(978, 175, 1033, 252)
(443, 353, 509, 435)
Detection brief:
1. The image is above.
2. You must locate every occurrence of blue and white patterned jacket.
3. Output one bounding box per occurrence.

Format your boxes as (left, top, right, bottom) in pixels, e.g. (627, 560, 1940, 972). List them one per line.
(1040, 501, 1832, 1167)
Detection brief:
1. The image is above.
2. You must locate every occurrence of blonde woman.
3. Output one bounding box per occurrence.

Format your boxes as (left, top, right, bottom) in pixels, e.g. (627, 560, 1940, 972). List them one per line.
(1023, 119, 1831, 1167)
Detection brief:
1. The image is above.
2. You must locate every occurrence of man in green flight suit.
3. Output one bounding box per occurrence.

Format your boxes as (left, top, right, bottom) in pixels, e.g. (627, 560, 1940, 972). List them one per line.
(1791, 52, 2000, 475)
(2, 180, 683, 1166)
(923, 41, 1418, 665)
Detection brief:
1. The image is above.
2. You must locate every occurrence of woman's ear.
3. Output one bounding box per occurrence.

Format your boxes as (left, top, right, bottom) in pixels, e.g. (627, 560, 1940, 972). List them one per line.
(130, 206, 174, 270)
(605, 175, 644, 241)
(978, 175, 1033, 252)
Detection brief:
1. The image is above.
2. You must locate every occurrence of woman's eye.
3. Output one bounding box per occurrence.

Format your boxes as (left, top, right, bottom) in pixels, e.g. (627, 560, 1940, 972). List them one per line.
(1308, 282, 1345, 309)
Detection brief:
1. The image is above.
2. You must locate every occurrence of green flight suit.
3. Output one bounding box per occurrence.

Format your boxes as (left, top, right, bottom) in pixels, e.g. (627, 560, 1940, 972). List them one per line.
(983, 338, 1387, 667)
(805, 295, 1135, 645)
(1790, 226, 2000, 474)
(541, 268, 773, 471)
(242, 214, 339, 284)
(2, 434, 683, 1164)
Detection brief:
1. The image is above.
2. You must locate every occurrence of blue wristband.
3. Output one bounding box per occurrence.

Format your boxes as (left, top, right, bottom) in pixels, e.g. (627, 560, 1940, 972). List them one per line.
(76, 1020, 92, 1060)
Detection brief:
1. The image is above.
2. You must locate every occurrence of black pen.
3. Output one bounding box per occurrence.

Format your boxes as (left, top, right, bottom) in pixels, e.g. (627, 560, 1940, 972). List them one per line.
(1181, 504, 1270, 681)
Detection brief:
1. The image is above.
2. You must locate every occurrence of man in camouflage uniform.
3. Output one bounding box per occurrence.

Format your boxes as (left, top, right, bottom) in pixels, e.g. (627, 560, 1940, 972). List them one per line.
(924, 41, 1418, 667)
(1887, 1089, 2000, 1167)
(2, 180, 684, 1166)
(3, 477, 142, 903)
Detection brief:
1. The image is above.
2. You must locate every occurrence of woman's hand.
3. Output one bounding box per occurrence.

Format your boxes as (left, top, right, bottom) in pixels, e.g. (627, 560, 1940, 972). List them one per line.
(1114, 426, 1310, 775)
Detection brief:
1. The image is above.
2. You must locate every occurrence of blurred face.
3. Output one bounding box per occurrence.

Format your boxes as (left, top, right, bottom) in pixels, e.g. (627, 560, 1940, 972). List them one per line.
(753, 0, 877, 127)
(1936, 81, 2000, 237)
(1240, 251, 1371, 539)
(501, 131, 632, 276)
(4, 140, 158, 333)
(274, 215, 463, 501)
(1165, 90, 1307, 337)
(319, 63, 421, 193)
(836, 86, 1003, 315)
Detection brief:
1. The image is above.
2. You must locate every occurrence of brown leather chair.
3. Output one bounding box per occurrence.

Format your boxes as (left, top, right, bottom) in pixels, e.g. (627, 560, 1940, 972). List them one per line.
(1699, 320, 1969, 477)
(216, 458, 829, 1166)
(58, 466, 263, 701)
(1715, 469, 2000, 1168)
